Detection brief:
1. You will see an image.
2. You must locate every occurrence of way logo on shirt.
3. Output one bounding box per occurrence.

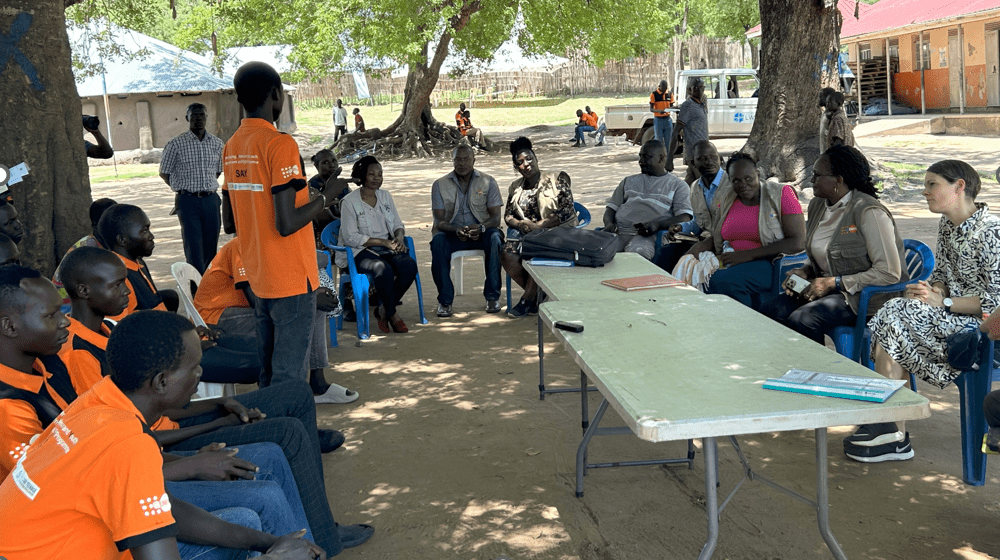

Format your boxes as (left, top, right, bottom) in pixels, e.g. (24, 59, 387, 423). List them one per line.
(139, 493, 172, 517)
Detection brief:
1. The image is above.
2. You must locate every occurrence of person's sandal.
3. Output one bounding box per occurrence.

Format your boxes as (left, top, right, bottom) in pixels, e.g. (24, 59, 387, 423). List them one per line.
(391, 317, 408, 333)
(374, 306, 390, 333)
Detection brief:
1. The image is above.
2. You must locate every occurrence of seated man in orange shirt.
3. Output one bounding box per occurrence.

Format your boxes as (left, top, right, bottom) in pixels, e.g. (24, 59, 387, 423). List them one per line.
(0, 309, 325, 560)
(98, 203, 260, 384)
(55, 247, 368, 555)
(98, 203, 178, 320)
(195, 238, 357, 403)
(572, 109, 597, 147)
(454, 102, 483, 146)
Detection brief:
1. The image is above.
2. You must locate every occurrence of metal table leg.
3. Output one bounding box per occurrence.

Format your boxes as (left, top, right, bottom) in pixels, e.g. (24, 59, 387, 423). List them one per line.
(697, 437, 720, 560)
(581, 370, 589, 432)
(537, 314, 546, 400)
(576, 398, 610, 497)
(816, 428, 848, 560)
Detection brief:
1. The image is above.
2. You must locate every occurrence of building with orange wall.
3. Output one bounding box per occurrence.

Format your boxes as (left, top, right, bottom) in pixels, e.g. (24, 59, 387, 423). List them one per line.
(749, 0, 1000, 113)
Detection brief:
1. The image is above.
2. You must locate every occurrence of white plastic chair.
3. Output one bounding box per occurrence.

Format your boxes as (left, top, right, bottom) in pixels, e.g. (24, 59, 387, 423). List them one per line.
(171, 262, 235, 399)
(450, 249, 485, 295)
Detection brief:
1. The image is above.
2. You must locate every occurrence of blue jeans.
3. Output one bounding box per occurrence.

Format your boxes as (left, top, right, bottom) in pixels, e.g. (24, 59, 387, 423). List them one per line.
(256, 290, 317, 386)
(176, 506, 262, 560)
(706, 259, 775, 310)
(594, 123, 607, 143)
(653, 117, 673, 145)
(167, 443, 312, 547)
(574, 125, 595, 143)
(429, 229, 503, 305)
(200, 332, 261, 384)
(164, 381, 342, 557)
(176, 191, 222, 274)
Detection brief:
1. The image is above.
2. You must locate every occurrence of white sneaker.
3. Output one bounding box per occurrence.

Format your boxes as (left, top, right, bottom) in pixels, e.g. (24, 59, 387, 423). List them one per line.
(314, 383, 359, 404)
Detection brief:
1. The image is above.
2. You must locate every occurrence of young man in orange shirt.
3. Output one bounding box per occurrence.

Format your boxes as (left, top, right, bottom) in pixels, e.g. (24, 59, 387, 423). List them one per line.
(649, 79, 674, 145)
(222, 62, 342, 388)
(572, 108, 597, 147)
(56, 246, 370, 555)
(0, 310, 325, 560)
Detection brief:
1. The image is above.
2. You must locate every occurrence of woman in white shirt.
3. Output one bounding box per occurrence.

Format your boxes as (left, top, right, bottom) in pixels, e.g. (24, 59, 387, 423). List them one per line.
(338, 156, 416, 333)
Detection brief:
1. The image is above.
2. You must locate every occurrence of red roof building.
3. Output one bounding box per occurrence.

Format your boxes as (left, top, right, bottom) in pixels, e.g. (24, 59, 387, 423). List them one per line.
(750, 0, 1000, 112)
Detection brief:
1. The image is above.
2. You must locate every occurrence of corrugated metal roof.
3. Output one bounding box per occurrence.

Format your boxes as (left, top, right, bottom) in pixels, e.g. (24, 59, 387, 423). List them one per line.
(70, 25, 234, 97)
(749, 0, 1000, 41)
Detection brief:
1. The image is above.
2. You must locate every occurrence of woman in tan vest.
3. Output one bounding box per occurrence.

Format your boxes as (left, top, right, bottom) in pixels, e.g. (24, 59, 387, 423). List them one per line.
(684, 152, 806, 310)
(760, 145, 905, 345)
(501, 137, 578, 317)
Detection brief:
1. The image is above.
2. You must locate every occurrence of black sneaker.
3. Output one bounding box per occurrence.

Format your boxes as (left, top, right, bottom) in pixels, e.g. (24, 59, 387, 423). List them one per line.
(844, 422, 903, 447)
(845, 433, 914, 463)
(508, 299, 531, 318)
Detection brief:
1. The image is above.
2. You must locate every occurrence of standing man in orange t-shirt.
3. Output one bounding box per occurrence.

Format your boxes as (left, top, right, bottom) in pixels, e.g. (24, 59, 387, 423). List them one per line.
(222, 62, 341, 387)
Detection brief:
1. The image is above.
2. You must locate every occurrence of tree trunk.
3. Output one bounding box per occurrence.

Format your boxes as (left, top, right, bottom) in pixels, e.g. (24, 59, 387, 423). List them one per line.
(0, 0, 91, 276)
(333, 8, 499, 159)
(743, 0, 841, 183)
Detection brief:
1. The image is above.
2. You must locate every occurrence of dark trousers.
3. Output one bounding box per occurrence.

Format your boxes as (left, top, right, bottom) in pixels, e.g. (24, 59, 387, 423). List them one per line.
(654, 240, 692, 275)
(706, 259, 775, 310)
(985, 390, 1000, 428)
(334, 125, 347, 140)
(429, 229, 502, 305)
(256, 290, 317, 387)
(164, 381, 343, 556)
(199, 332, 262, 384)
(355, 250, 417, 318)
(759, 292, 857, 345)
(176, 191, 221, 274)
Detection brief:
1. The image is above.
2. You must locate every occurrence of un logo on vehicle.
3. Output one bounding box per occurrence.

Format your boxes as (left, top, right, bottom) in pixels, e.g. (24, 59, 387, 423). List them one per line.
(734, 113, 745, 123)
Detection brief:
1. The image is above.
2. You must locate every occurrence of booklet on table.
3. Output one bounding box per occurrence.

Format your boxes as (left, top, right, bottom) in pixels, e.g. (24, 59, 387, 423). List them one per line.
(763, 368, 908, 403)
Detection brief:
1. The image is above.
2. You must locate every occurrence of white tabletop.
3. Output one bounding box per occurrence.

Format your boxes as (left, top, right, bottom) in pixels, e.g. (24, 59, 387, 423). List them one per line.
(540, 297, 930, 442)
(526, 252, 671, 301)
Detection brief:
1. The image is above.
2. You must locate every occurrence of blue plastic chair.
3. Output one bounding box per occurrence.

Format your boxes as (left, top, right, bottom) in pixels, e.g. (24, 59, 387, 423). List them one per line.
(317, 249, 338, 348)
(954, 338, 996, 486)
(321, 221, 428, 339)
(321, 221, 371, 341)
(506, 202, 591, 311)
(831, 239, 935, 376)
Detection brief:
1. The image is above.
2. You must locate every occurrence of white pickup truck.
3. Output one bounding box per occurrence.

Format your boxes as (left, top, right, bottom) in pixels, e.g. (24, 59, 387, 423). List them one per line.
(603, 68, 760, 146)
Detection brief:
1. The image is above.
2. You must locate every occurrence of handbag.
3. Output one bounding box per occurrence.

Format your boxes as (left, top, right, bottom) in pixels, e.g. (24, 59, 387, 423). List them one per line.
(946, 327, 984, 371)
(518, 227, 617, 267)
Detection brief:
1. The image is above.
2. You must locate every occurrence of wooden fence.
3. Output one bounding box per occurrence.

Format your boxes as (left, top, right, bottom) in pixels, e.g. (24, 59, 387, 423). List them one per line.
(292, 37, 754, 106)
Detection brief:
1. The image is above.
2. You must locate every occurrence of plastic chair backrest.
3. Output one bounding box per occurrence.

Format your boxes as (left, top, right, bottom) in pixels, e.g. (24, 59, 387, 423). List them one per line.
(902, 238, 934, 282)
(170, 262, 208, 328)
(321, 220, 342, 249)
(573, 202, 591, 228)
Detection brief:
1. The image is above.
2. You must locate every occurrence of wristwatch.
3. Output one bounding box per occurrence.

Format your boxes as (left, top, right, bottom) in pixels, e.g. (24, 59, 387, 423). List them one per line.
(479, 224, 486, 234)
(943, 297, 954, 313)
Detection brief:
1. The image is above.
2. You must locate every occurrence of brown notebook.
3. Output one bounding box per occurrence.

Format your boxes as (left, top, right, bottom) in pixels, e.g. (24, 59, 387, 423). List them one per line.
(601, 274, 686, 291)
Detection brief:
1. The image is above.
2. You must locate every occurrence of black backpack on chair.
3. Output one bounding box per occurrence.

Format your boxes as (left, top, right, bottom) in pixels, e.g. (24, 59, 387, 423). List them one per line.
(518, 227, 618, 267)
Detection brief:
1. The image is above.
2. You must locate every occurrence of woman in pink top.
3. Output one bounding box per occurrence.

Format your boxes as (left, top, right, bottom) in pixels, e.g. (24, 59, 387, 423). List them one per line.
(686, 152, 805, 309)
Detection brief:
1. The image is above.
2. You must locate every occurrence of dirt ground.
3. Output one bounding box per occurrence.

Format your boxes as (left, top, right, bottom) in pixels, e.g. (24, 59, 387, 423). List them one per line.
(93, 123, 1000, 560)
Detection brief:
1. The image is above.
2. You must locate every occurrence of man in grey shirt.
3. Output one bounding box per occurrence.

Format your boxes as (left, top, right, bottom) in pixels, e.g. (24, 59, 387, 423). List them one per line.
(603, 139, 693, 262)
(429, 144, 504, 317)
(667, 77, 709, 184)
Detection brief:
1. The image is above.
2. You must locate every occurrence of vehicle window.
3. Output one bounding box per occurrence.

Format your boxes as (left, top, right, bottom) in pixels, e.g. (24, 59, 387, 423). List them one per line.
(729, 75, 759, 98)
(687, 76, 718, 100)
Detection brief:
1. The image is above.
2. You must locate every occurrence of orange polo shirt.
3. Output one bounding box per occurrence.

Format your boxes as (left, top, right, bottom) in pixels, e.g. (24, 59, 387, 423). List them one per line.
(108, 254, 167, 322)
(586, 111, 598, 126)
(57, 317, 179, 432)
(650, 90, 672, 114)
(455, 110, 471, 133)
(222, 118, 319, 300)
(0, 376, 178, 559)
(194, 239, 250, 325)
(0, 356, 77, 481)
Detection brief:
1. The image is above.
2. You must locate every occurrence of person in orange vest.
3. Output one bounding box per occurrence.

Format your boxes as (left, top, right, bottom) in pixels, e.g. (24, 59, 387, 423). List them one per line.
(572, 109, 597, 147)
(454, 102, 483, 146)
(649, 79, 674, 145)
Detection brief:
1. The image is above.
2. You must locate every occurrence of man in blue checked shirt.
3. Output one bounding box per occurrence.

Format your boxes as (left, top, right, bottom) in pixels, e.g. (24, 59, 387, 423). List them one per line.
(160, 103, 226, 274)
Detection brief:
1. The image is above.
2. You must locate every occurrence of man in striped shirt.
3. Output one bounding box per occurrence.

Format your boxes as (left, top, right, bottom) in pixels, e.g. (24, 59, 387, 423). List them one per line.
(160, 103, 225, 274)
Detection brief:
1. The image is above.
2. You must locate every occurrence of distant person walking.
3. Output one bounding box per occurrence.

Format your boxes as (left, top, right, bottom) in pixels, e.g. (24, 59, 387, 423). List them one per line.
(667, 77, 709, 184)
(159, 102, 224, 273)
(649, 79, 673, 144)
(353, 107, 366, 132)
(332, 98, 348, 141)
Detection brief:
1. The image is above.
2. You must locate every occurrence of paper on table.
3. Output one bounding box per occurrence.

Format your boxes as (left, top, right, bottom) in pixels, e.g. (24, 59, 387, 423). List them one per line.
(601, 274, 685, 291)
(763, 368, 907, 403)
(529, 258, 574, 267)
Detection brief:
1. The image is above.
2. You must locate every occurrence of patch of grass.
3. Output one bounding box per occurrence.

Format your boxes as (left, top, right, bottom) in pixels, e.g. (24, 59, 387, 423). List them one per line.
(294, 95, 650, 132)
(89, 164, 160, 184)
